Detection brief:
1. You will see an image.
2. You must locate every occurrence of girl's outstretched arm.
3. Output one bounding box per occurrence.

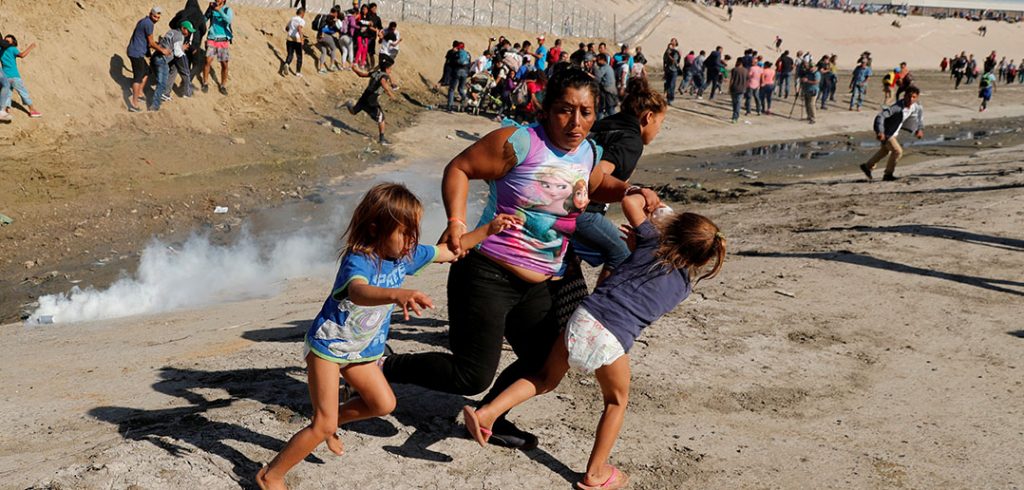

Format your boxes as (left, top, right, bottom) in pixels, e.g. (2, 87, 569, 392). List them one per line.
(348, 279, 433, 320)
(621, 194, 648, 228)
(434, 213, 522, 263)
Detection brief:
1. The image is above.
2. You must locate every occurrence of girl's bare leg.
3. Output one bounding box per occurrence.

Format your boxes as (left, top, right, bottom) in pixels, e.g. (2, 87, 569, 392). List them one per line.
(258, 353, 340, 490)
(582, 355, 631, 487)
(473, 332, 571, 432)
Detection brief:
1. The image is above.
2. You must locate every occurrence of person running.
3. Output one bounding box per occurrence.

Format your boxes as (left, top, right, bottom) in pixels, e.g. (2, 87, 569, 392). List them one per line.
(881, 66, 899, 105)
(254, 183, 522, 490)
(978, 70, 996, 112)
(202, 0, 233, 95)
(704, 46, 724, 100)
(849, 58, 871, 111)
(126, 7, 168, 112)
(728, 58, 748, 123)
(574, 78, 668, 284)
(775, 35, 783, 51)
(0, 34, 12, 122)
(380, 69, 661, 450)
(894, 62, 913, 101)
(465, 199, 725, 490)
(951, 51, 967, 89)
(0, 34, 40, 118)
(859, 86, 924, 182)
(281, 7, 306, 77)
(344, 54, 396, 145)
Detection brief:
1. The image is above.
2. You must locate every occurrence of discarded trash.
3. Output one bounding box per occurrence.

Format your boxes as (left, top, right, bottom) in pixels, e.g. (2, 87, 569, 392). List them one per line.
(333, 127, 343, 135)
(0, 213, 12, 226)
(214, 206, 230, 214)
(35, 315, 54, 324)
(230, 137, 246, 145)
(774, 289, 797, 298)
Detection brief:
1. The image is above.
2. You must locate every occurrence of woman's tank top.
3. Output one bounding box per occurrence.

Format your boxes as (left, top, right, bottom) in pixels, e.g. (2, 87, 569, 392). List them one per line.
(476, 124, 600, 276)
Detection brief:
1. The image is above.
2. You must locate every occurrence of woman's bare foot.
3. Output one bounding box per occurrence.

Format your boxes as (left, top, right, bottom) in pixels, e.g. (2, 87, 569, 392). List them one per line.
(326, 432, 345, 456)
(255, 465, 288, 490)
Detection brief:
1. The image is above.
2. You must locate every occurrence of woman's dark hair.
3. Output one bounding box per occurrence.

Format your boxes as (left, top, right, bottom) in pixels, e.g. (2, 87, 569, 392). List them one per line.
(620, 76, 667, 117)
(541, 67, 598, 112)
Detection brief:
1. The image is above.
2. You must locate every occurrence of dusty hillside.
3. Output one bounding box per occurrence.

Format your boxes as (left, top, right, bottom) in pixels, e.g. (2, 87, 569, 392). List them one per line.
(0, 0, 570, 150)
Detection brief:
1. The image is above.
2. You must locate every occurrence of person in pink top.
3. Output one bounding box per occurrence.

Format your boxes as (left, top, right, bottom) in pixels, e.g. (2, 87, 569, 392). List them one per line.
(759, 60, 776, 115)
(745, 57, 763, 115)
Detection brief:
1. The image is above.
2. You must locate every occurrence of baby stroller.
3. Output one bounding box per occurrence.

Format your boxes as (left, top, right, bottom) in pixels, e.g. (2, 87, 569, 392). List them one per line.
(466, 71, 497, 115)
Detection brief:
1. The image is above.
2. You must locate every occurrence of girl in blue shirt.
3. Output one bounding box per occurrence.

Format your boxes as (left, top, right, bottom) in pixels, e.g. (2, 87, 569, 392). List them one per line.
(257, 183, 520, 490)
(464, 195, 725, 490)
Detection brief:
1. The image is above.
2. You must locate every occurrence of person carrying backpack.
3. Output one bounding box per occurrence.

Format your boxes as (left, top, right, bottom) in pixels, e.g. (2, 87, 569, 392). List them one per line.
(446, 42, 471, 112)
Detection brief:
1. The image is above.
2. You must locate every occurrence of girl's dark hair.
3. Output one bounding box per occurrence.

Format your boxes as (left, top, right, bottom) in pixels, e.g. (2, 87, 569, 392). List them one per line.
(656, 212, 726, 285)
(5, 35, 17, 47)
(620, 76, 667, 117)
(541, 67, 598, 112)
(340, 183, 423, 261)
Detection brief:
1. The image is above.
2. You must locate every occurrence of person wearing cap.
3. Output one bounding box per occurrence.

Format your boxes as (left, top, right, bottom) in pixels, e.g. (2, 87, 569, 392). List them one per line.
(150, 16, 193, 110)
(126, 7, 170, 111)
(202, 0, 233, 96)
(533, 35, 548, 72)
(168, 20, 197, 98)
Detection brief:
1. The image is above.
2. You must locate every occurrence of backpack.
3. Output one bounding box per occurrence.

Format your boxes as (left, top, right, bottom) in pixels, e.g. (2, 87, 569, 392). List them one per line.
(512, 81, 531, 106)
(311, 14, 329, 33)
(456, 49, 471, 68)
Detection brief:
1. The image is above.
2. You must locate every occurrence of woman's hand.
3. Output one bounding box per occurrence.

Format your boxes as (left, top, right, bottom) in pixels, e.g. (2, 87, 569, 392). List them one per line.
(627, 187, 662, 213)
(394, 289, 434, 320)
(439, 220, 468, 260)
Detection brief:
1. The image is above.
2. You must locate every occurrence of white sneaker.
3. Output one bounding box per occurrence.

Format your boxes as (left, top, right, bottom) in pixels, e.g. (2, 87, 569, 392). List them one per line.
(295, 73, 304, 78)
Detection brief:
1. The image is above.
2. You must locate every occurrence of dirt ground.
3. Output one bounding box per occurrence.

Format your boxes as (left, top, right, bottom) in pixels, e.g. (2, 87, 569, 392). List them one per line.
(3, 1, 1024, 488)
(3, 118, 1021, 489)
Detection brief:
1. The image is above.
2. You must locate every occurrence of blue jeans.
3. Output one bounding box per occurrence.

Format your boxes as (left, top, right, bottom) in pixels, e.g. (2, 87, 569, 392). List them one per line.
(3, 77, 32, 108)
(664, 70, 678, 103)
(730, 92, 742, 120)
(151, 57, 169, 110)
(776, 72, 791, 98)
(0, 75, 10, 110)
(850, 84, 866, 109)
(573, 211, 631, 270)
(447, 69, 467, 109)
(759, 84, 774, 112)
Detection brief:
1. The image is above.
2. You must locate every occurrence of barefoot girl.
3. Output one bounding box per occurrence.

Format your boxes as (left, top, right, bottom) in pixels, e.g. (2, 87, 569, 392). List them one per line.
(464, 195, 725, 490)
(256, 183, 520, 490)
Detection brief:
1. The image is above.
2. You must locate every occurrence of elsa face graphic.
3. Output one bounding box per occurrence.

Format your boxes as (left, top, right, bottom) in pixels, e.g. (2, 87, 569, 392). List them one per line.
(527, 166, 580, 215)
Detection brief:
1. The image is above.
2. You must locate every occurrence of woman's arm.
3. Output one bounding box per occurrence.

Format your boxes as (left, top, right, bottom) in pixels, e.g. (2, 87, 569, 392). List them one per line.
(589, 166, 661, 212)
(439, 127, 519, 257)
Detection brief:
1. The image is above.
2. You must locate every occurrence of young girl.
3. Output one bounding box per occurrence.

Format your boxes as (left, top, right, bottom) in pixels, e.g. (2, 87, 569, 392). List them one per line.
(463, 195, 725, 490)
(256, 183, 520, 490)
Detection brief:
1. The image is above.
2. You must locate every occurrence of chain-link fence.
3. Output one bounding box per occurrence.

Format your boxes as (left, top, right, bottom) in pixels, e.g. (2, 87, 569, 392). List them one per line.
(234, 0, 668, 42)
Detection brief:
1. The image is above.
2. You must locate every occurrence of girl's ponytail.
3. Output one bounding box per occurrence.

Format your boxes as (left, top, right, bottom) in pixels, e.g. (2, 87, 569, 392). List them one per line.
(620, 76, 667, 117)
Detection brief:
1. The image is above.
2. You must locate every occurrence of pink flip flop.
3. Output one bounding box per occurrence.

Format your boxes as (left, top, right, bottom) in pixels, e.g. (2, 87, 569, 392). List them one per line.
(461, 406, 492, 447)
(576, 466, 629, 490)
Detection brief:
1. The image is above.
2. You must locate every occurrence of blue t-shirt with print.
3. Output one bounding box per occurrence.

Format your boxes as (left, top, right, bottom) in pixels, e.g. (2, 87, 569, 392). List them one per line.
(306, 244, 437, 363)
(1, 46, 20, 79)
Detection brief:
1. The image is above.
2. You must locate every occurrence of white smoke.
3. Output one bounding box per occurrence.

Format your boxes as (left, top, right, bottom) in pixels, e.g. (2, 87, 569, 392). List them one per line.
(28, 230, 336, 324)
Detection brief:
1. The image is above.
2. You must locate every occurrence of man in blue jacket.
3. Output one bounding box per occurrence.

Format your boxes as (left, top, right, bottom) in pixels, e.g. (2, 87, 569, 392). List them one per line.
(860, 86, 924, 181)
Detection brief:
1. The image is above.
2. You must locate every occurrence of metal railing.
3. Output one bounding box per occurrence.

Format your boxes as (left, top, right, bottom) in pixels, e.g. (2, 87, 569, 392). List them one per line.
(233, 0, 670, 42)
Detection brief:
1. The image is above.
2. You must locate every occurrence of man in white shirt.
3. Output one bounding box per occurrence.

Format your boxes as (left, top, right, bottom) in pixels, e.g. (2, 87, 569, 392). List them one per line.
(281, 7, 306, 76)
(860, 86, 924, 181)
